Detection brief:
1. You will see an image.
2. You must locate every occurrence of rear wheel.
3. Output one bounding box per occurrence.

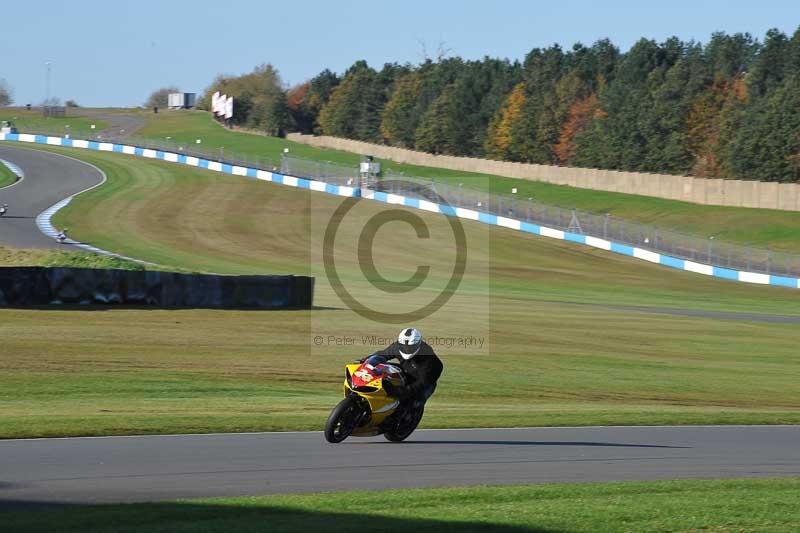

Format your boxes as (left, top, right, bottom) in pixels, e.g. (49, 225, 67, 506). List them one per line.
(324, 396, 362, 443)
(384, 405, 424, 442)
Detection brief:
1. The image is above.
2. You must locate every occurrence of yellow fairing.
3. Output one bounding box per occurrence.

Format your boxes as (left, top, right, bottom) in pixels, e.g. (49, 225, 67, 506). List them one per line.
(343, 364, 402, 436)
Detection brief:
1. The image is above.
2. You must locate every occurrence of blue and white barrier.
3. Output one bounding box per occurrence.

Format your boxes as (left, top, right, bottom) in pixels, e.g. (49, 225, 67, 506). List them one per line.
(1, 132, 797, 289)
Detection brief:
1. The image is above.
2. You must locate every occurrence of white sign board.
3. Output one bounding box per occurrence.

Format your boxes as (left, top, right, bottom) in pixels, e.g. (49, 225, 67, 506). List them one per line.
(360, 162, 381, 174)
(218, 94, 227, 116)
(212, 91, 220, 114)
(168, 93, 184, 108)
(224, 96, 233, 119)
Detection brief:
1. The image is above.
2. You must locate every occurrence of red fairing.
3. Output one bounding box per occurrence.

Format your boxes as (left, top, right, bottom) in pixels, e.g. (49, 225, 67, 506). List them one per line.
(351, 361, 401, 387)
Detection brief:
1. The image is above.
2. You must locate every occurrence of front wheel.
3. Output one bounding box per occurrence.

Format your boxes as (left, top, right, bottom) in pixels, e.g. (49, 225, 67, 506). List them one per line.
(324, 395, 362, 443)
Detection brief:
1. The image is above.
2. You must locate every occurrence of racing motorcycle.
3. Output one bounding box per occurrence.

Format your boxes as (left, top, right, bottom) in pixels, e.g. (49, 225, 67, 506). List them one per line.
(324, 355, 425, 443)
(0, 204, 7, 217)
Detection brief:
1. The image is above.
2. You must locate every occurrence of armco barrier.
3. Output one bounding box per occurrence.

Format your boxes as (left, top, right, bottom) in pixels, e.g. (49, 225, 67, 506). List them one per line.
(0, 267, 314, 308)
(0, 132, 797, 289)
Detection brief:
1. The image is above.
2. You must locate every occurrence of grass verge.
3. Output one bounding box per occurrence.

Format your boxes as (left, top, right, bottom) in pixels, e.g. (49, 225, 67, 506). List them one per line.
(0, 108, 107, 138)
(5, 478, 800, 532)
(0, 246, 145, 270)
(0, 158, 17, 188)
(136, 110, 800, 252)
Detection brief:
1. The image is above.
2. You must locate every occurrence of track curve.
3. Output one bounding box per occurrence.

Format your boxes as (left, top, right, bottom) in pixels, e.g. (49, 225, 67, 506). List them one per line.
(1, 426, 798, 504)
(0, 144, 104, 249)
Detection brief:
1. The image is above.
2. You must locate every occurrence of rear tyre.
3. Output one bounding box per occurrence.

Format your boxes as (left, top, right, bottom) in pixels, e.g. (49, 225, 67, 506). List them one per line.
(324, 396, 362, 443)
(384, 405, 424, 442)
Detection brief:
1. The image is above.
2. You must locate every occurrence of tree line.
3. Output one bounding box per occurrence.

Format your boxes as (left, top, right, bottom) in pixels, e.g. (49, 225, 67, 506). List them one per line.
(198, 28, 800, 182)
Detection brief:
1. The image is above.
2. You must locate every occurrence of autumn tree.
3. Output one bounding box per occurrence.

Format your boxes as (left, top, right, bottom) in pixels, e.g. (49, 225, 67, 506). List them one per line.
(686, 75, 746, 177)
(553, 91, 599, 165)
(289, 69, 341, 134)
(485, 82, 526, 159)
(202, 64, 292, 136)
(287, 81, 312, 132)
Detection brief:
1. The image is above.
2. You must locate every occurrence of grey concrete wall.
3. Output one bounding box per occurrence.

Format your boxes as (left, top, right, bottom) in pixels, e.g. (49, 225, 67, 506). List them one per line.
(287, 133, 800, 212)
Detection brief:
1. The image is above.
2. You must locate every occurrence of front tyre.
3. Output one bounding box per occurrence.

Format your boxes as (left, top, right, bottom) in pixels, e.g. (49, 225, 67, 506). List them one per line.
(324, 396, 361, 443)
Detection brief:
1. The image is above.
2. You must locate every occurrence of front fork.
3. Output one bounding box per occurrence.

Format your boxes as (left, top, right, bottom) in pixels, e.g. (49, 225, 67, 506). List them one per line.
(348, 393, 372, 428)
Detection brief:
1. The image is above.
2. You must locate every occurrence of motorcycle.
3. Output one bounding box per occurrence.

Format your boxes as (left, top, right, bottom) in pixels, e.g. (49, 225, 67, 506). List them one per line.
(324, 355, 425, 443)
(0, 204, 7, 217)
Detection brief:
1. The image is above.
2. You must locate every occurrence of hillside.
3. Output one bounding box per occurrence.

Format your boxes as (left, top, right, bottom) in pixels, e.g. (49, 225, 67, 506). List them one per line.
(135, 111, 800, 252)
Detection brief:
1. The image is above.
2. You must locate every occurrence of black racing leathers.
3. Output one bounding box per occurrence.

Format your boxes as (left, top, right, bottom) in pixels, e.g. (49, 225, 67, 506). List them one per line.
(370, 341, 443, 401)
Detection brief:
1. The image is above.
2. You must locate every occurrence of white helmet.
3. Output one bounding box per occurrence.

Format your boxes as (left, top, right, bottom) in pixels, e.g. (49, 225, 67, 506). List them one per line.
(398, 328, 422, 360)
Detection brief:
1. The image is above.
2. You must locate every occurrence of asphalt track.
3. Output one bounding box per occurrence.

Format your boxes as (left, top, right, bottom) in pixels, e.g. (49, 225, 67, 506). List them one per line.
(78, 110, 146, 139)
(0, 144, 104, 249)
(1, 426, 798, 504)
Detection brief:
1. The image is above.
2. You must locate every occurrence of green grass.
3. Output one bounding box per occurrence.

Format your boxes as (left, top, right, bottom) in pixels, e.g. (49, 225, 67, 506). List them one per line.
(0, 143, 799, 438)
(5, 478, 800, 532)
(137, 110, 365, 167)
(136, 110, 800, 252)
(0, 108, 108, 137)
(0, 246, 145, 270)
(0, 158, 17, 188)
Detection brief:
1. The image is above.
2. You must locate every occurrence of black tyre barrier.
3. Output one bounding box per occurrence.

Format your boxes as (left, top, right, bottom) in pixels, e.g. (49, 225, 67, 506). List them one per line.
(0, 267, 314, 308)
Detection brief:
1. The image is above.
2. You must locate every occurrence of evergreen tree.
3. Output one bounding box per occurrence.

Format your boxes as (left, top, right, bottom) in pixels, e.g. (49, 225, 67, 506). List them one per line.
(747, 29, 789, 98)
(728, 73, 800, 182)
(414, 84, 456, 154)
(574, 38, 673, 170)
(510, 45, 567, 163)
(381, 72, 422, 147)
(282, 26, 800, 182)
(303, 69, 340, 134)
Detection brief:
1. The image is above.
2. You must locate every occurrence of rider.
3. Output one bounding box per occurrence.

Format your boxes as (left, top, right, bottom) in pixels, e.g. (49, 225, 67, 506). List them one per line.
(365, 328, 443, 408)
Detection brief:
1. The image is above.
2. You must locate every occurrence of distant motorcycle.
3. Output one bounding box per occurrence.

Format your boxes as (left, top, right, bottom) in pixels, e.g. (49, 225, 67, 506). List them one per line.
(56, 228, 69, 244)
(324, 355, 425, 443)
(0, 204, 7, 217)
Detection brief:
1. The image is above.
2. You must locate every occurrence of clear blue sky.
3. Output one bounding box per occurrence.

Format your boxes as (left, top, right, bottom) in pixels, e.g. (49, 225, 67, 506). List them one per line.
(1, 0, 798, 107)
